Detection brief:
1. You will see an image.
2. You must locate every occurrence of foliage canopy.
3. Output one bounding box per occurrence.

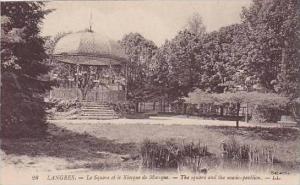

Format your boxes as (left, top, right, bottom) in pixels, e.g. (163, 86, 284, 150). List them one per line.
(1, 2, 53, 137)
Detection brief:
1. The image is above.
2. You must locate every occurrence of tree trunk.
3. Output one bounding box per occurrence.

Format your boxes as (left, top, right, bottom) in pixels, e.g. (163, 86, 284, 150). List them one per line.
(245, 103, 249, 123)
(236, 103, 240, 128)
(220, 106, 224, 116)
(80, 88, 87, 100)
(135, 102, 139, 113)
(163, 98, 166, 113)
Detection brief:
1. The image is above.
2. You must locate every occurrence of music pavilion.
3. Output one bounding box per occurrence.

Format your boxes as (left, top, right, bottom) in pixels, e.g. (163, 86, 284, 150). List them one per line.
(50, 28, 128, 104)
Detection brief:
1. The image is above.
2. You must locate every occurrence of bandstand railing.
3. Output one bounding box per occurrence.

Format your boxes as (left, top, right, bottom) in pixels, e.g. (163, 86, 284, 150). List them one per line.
(50, 87, 125, 104)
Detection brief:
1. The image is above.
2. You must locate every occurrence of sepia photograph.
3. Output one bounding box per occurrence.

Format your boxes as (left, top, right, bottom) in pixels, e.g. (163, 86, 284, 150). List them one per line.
(0, 0, 299, 185)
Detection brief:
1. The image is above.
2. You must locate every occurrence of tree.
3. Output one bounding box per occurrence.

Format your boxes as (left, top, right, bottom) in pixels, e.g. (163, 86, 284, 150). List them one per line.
(1, 2, 53, 137)
(150, 28, 227, 101)
(198, 31, 226, 93)
(148, 41, 172, 102)
(151, 30, 204, 102)
(186, 13, 206, 37)
(196, 23, 256, 93)
(241, 0, 300, 98)
(149, 13, 208, 102)
(120, 33, 157, 111)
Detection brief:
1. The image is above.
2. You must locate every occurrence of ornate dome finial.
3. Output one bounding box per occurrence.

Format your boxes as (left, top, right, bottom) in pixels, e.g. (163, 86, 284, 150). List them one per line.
(88, 11, 93, 32)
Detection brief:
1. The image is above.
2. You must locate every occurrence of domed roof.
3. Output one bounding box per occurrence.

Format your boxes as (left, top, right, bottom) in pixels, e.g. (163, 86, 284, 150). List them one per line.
(53, 30, 127, 61)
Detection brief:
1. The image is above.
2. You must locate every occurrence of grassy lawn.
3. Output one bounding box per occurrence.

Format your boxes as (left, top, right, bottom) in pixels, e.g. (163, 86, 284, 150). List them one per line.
(1, 120, 300, 172)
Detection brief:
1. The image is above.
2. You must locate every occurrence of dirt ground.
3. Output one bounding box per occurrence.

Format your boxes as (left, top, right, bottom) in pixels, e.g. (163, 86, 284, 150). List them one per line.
(1, 117, 300, 173)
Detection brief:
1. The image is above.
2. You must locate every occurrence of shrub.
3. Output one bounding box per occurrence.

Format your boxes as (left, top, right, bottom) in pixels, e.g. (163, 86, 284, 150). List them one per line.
(1, 94, 48, 138)
(140, 139, 211, 172)
(109, 102, 139, 117)
(290, 98, 300, 123)
(220, 136, 249, 160)
(221, 137, 275, 164)
(185, 90, 290, 123)
(49, 98, 79, 112)
(251, 106, 283, 123)
(1, 74, 51, 138)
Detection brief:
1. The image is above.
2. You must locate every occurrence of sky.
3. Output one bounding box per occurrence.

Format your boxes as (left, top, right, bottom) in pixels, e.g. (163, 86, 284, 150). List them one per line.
(41, 0, 252, 46)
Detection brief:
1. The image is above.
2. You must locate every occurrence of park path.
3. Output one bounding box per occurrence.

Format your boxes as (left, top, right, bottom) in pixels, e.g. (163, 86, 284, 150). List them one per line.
(50, 116, 287, 128)
(2, 116, 300, 185)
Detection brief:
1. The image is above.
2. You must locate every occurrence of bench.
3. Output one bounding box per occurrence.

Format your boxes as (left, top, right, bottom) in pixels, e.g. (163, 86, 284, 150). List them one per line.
(278, 115, 297, 127)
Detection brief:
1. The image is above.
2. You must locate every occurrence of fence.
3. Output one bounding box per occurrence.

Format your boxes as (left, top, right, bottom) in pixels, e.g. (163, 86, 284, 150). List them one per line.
(186, 104, 249, 117)
(50, 87, 125, 104)
(137, 101, 251, 120)
(138, 101, 172, 113)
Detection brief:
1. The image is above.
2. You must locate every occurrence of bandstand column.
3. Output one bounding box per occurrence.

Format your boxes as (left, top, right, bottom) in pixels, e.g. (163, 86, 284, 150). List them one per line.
(76, 64, 80, 100)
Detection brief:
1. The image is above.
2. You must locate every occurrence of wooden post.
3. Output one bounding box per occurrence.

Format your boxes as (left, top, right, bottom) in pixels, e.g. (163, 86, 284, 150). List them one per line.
(125, 63, 128, 102)
(236, 103, 240, 128)
(163, 97, 165, 113)
(135, 102, 139, 113)
(245, 103, 249, 123)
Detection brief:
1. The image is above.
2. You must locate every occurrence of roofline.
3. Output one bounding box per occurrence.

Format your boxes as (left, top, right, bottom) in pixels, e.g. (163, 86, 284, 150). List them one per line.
(52, 53, 128, 64)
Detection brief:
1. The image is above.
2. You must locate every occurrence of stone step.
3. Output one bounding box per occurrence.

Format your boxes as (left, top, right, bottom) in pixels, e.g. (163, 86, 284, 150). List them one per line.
(81, 103, 109, 105)
(81, 113, 116, 116)
(82, 113, 115, 115)
(82, 107, 111, 109)
(76, 115, 119, 120)
(80, 101, 106, 103)
(81, 108, 114, 112)
(81, 109, 115, 112)
(82, 106, 112, 108)
(81, 115, 116, 118)
(81, 107, 112, 110)
(81, 108, 114, 111)
(78, 102, 118, 120)
(82, 104, 110, 107)
(81, 109, 114, 112)
(81, 112, 115, 115)
(81, 113, 115, 116)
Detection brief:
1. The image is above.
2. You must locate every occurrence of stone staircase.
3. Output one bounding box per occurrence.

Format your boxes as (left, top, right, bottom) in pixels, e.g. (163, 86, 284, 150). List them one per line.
(77, 101, 119, 120)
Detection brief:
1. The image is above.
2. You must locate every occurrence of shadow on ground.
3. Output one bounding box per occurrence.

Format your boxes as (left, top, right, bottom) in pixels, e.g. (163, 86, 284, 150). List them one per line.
(206, 126, 300, 141)
(1, 123, 138, 162)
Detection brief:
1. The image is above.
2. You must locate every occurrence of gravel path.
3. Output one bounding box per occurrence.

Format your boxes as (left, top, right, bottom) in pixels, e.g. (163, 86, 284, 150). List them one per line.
(50, 116, 288, 128)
